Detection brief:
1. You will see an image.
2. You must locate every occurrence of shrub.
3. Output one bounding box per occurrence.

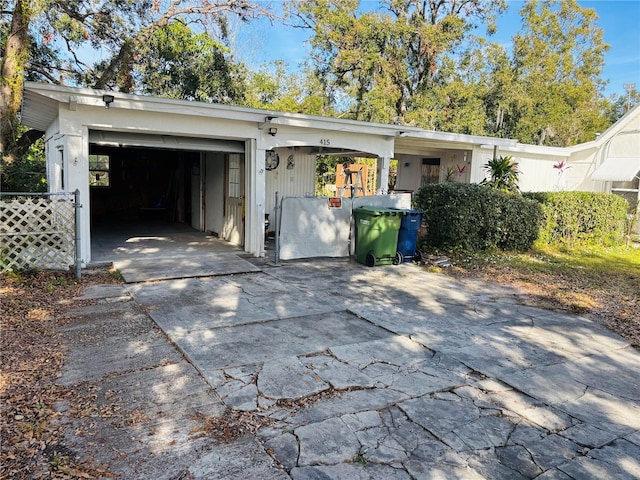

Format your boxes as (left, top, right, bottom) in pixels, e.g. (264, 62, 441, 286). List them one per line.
(0, 135, 47, 193)
(413, 183, 543, 251)
(523, 191, 628, 247)
(480, 156, 520, 193)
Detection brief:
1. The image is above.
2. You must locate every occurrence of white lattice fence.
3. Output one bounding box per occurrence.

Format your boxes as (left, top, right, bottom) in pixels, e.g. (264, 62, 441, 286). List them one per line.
(1, 194, 76, 271)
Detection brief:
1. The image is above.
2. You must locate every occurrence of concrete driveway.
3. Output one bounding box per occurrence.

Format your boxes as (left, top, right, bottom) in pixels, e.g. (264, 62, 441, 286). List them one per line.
(111, 256, 640, 479)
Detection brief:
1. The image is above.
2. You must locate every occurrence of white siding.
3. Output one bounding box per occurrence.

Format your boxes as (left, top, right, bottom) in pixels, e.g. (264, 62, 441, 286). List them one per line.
(394, 155, 422, 192)
(566, 148, 602, 192)
(394, 149, 471, 192)
(470, 148, 494, 184)
(265, 149, 316, 229)
(517, 156, 565, 192)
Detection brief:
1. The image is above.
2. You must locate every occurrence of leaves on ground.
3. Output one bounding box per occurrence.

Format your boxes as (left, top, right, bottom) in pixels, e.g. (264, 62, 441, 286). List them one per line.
(190, 409, 272, 443)
(1, 269, 120, 479)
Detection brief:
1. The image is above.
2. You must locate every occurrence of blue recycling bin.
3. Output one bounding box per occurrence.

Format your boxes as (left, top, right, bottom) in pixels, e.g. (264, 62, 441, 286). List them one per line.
(396, 210, 423, 263)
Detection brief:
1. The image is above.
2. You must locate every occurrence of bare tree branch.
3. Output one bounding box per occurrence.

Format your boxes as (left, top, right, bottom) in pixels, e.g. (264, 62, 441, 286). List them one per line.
(26, 63, 63, 84)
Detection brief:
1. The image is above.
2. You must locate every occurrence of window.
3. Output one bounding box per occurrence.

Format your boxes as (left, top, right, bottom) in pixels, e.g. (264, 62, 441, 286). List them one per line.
(89, 154, 110, 187)
(612, 176, 639, 191)
(421, 158, 440, 185)
(612, 176, 639, 211)
(228, 155, 240, 198)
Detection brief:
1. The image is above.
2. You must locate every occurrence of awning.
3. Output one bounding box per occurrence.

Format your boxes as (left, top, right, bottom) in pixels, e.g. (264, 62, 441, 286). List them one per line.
(591, 157, 640, 182)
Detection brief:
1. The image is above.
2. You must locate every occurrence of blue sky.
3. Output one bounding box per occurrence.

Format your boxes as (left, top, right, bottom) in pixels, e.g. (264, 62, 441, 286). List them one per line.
(243, 0, 640, 98)
(494, 1, 640, 96)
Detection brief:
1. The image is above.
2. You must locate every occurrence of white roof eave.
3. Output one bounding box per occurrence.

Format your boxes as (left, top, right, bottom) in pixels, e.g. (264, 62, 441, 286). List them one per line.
(22, 82, 406, 137)
(504, 142, 572, 157)
(395, 130, 517, 149)
(26, 82, 588, 154)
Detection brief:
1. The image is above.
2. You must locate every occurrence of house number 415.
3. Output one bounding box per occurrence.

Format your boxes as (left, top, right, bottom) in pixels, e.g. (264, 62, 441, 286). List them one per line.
(319, 138, 331, 146)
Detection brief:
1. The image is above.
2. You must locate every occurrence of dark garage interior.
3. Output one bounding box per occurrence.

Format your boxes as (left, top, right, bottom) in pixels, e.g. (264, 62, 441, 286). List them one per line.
(89, 145, 198, 227)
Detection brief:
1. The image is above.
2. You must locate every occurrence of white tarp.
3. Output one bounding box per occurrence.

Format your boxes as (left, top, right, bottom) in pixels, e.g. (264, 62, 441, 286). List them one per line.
(279, 194, 412, 260)
(591, 157, 640, 182)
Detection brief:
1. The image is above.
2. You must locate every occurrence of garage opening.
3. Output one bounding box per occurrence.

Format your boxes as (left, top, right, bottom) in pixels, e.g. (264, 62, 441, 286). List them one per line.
(88, 130, 245, 262)
(89, 145, 196, 224)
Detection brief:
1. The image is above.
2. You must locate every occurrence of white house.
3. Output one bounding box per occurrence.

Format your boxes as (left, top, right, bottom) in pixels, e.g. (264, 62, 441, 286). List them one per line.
(19, 82, 640, 266)
(393, 105, 640, 233)
(567, 106, 640, 215)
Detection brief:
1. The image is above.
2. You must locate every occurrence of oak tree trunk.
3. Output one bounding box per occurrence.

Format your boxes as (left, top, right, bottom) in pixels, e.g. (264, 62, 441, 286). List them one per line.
(1, 0, 32, 166)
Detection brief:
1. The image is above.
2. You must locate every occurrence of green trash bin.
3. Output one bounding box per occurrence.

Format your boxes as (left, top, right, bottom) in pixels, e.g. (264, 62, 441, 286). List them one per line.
(354, 207, 403, 267)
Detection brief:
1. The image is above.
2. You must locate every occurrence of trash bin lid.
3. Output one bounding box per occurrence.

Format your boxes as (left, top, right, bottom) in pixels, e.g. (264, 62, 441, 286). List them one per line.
(355, 206, 403, 216)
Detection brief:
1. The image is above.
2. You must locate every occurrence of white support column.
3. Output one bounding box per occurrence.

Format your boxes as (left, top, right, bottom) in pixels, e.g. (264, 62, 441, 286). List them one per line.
(245, 139, 265, 257)
(376, 156, 391, 194)
(60, 128, 91, 265)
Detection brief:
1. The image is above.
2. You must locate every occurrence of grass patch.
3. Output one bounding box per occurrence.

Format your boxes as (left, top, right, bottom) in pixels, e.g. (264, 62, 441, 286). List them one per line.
(438, 245, 640, 347)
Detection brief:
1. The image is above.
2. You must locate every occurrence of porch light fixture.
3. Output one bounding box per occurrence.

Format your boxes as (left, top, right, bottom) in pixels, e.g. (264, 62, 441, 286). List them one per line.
(102, 94, 115, 109)
(268, 127, 277, 136)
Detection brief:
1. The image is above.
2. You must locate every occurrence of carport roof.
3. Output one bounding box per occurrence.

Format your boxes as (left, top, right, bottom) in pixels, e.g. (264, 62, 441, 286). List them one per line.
(22, 81, 516, 150)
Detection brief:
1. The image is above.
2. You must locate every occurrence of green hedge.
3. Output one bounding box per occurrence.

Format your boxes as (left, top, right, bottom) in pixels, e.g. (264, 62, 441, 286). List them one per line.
(523, 191, 628, 247)
(413, 183, 544, 251)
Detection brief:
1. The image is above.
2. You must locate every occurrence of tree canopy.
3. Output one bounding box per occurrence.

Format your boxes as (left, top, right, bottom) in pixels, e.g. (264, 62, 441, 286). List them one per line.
(505, 0, 610, 145)
(0, 0, 273, 168)
(1, 0, 637, 192)
(288, 0, 507, 124)
(289, 0, 615, 146)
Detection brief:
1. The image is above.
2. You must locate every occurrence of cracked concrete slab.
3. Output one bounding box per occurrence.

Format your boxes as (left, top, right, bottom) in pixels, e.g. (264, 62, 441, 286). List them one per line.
(58, 258, 640, 479)
(187, 436, 290, 480)
(258, 356, 330, 401)
(556, 389, 640, 434)
(296, 417, 361, 465)
(559, 422, 619, 449)
(175, 311, 395, 370)
(55, 285, 261, 480)
(290, 464, 413, 480)
(299, 353, 378, 390)
(398, 396, 481, 446)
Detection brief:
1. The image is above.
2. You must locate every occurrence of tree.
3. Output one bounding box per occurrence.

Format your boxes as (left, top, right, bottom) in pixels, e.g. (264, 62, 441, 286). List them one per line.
(504, 0, 610, 146)
(243, 61, 334, 115)
(1, 0, 35, 170)
(606, 87, 640, 125)
(415, 39, 492, 134)
(0, 129, 46, 192)
(288, 0, 506, 124)
(133, 21, 245, 103)
(1, 0, 273, 177)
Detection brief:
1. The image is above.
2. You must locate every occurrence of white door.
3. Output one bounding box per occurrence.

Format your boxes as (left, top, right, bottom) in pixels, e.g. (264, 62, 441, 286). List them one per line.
(223, 153, 244, 245)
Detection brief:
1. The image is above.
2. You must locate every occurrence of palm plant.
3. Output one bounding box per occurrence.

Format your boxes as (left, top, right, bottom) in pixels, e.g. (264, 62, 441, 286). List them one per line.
(481, 156, 520, 193)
